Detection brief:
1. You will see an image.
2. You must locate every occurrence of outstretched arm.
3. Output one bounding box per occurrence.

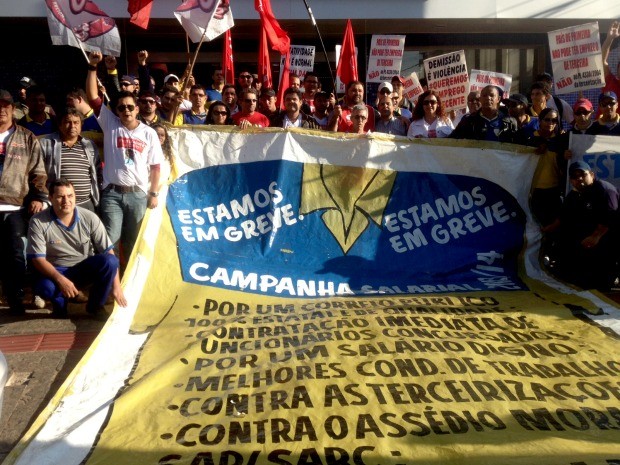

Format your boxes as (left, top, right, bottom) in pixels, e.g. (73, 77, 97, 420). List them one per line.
(602, 21, 620, 77)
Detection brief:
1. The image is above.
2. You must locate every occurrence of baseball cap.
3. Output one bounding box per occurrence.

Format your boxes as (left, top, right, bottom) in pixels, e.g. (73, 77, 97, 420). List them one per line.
(260, 88, 276, 97)
(391, 75, 404, 84)
(573, 98, 593, 113)
(378, 82, 393, 94)
(568, 161, 592, 177)
(504, 93, 529, 106)
(0, 89, 14, 104)
(19, 76, 35, 89)
(120, 75, 135, 85)
(164, 74, 180, 84)
(599, 91, 618, 103)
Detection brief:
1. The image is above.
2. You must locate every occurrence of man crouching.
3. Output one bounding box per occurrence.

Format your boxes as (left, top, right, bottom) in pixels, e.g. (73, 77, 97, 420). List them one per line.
(27, 179, 127, 318)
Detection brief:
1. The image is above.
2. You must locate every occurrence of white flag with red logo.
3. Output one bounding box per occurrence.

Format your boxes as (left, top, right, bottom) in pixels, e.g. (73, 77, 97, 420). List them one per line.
(174, 0, 234, 43)
(45, 0, 121, 56)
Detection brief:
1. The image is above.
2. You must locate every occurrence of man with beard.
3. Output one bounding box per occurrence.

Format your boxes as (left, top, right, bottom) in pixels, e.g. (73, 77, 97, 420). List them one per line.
(328, 80, 376, 132)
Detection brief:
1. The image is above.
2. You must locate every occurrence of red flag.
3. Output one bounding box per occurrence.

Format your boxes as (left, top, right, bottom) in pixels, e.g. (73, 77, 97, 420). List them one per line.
(222, 29, 235, 85)
(258, 28, 272, 90)
(336, 19, 358, 90)
(128, 0, 153, 29)
(255, 0, 290, 109)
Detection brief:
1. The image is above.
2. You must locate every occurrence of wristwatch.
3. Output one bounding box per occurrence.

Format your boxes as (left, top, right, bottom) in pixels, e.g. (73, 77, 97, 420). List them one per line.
(148, 191, 159, 197)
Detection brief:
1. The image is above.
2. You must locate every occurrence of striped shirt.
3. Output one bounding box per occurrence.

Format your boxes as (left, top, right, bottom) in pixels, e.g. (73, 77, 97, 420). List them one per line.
(60, 141, 92, 205)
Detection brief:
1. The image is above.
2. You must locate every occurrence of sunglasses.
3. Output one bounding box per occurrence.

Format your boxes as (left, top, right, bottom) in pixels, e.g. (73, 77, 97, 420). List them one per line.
(191, 93, 206, 98)
(244, 98, 257, 103)
(117, 104, 135, 112)
(423, 100, 438, 105)
(600, 101, 617, 107)
(575, 110, 591, 115)
(139, 99, 156, 105)
(211, 110, 227, 116)
(542, 117, 558, 123)
(120, 82, 132, 87)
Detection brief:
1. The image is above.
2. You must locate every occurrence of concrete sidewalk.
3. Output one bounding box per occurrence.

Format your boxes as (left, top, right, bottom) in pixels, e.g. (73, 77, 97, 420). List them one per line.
(0, 301, 105, 463)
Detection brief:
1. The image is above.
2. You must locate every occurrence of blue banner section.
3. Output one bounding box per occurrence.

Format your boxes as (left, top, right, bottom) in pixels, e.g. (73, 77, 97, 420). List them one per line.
(167, 160, 527, 296)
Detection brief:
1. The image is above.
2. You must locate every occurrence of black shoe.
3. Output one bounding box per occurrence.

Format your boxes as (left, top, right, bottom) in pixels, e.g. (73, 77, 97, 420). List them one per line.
(52, 303, 69, 319)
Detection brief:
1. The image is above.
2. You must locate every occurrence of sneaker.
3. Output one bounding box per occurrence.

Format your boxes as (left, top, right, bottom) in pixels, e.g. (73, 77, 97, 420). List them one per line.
(33, 295, 46, 309)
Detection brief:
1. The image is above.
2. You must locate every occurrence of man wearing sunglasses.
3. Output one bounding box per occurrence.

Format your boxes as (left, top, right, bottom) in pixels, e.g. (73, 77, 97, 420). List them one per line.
(86, 51, 164, 269)
(588, 92, 620, 135)
(136, 90, 163, 126)
(231, 88, 270, 129)
(236, 71, 254, 95)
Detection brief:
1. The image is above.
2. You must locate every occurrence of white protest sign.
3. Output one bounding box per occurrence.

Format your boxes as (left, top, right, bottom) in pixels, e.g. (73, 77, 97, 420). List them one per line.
(469, 69, 513, 99)
(424, 50, 468, 111)
(548, 22, 605, 94)
(280, 45, 315, 80)
(366, 35, 406, 83)
(402, 72, 425, 104)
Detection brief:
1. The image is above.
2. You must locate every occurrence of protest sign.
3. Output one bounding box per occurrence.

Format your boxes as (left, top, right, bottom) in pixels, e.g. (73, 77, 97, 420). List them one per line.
(424, 50, 469, 111)
(366, 35, 406, 83)
(469, 69, 513, 99)
(548, 22, 605, 93)
(280, 45, 315, 80)
(6, 130, 620, 465)
(402, 71, 425, 103)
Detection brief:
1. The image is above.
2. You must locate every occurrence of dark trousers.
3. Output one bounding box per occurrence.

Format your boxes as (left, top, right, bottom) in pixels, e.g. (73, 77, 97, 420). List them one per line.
(0, 210, 26, 306)
(34, 254, 119, 313)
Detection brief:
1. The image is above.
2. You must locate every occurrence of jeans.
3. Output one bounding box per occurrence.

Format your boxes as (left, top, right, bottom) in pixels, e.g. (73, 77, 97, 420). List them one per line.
(0, 210, 26, 306)
(34, 254, 119, 313)
(100, 187, 147, 263)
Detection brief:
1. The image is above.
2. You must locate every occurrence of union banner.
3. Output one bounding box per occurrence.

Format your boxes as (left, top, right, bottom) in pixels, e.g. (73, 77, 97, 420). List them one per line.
(5, 129, 620, 465)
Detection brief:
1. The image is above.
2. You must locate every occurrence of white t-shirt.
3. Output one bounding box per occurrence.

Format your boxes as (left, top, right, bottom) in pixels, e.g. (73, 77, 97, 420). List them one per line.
(98, 105, 164, 192)
(407, 117, 454, 138)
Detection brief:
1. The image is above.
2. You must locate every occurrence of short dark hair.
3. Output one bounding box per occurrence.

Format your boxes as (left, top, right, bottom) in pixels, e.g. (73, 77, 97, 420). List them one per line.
(50, 178, 74, 195)
(530, 81, 551, 95)
(57, 106, 84, 125)
(284, 87, 302, 99)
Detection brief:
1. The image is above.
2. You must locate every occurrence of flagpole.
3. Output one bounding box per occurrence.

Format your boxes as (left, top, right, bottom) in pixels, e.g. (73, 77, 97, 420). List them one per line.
(300, 0, 336, 93)
(71, 32, 111, 105)
(171, 29, 209, 123)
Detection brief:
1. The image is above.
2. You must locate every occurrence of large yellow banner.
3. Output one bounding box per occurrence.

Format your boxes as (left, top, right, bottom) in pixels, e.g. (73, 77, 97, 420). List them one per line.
(5, 130, 620, 465)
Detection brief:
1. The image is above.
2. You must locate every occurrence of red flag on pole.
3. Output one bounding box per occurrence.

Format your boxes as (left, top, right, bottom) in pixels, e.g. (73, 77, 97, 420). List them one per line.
(222, 29, 235, 85)
(128, 0, 153, 29)
(258, 28, 272, 90)
(255, 0, 290, 109)
(336, 19, 358, 90)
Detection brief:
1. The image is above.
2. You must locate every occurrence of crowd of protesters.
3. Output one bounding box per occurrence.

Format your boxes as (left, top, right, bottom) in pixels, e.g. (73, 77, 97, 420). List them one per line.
(2, 21, 620, 318)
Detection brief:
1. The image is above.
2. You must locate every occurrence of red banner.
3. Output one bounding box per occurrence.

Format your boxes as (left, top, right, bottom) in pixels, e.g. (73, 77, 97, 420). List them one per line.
(128, 0, 153, 29)
(258, 28, 273, 90)
(222, 29, 235, 85)
(255, 0, 290, 109)
(336, 19, 358, 89)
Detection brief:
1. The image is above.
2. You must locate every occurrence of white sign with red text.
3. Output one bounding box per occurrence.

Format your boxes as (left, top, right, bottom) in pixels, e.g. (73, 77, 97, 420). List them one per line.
(402, 72, 424, 104)
(469, 70, 513, 99)
(424, 50, 468, 111)
(366, 35, 406, 83)
(548, 22, 605, 94)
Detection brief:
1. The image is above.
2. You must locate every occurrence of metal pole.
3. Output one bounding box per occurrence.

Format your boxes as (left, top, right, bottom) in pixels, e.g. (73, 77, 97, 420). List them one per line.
(300, 0, 336, 93)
